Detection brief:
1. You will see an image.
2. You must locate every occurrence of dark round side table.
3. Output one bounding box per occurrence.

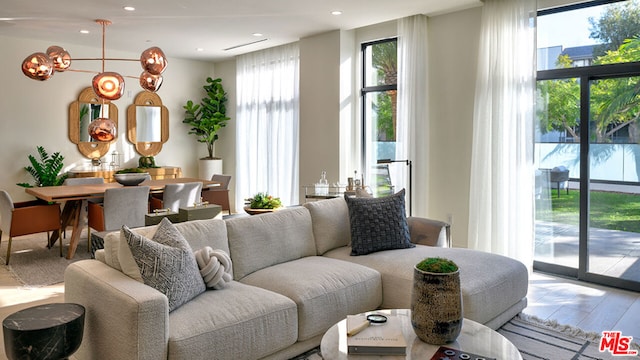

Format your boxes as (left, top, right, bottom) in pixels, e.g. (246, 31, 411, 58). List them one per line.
(3, 303, 85, 360)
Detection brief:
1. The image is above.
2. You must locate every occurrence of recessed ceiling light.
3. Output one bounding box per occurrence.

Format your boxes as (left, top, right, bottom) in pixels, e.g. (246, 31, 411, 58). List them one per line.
(123, 6, 135, 11)
(80, 29, 90, 34)
(252, 33, 263, 37)
(331, 10, 342, 15)
(196, 48, 204, 52)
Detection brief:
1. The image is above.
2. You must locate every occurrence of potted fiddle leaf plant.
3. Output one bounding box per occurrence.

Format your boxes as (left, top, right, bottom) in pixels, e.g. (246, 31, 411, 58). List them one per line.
(183, 77, 230, 180)
(16, 146, 68, 188)
(411, 257, 462, 344)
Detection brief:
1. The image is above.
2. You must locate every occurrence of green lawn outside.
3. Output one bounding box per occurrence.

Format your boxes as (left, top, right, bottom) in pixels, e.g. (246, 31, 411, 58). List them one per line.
(536, 189, 640, 233)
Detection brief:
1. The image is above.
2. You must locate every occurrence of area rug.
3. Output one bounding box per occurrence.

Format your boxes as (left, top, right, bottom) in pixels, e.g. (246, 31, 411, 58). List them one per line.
(499, 314, 640, 360)
(0, 232, 92, 286)
(288, 313, 640, 360)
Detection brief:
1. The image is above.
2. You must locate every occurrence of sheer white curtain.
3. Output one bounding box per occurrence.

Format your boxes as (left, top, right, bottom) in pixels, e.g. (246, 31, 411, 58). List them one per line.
(468, 0, 536, 268)
(397, 15, 428, 216)
(236, 43, 300, 207)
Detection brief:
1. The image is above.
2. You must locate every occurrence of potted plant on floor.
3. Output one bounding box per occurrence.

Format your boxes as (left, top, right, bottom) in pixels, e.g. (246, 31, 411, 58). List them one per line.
(183, 77, 230, 180)
(411, 257, 462, 344)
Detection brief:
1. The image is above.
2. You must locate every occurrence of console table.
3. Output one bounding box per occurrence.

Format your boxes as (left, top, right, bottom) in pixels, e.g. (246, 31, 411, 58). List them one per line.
(68, 166, 182, 182)
(303, 185, 355, 202)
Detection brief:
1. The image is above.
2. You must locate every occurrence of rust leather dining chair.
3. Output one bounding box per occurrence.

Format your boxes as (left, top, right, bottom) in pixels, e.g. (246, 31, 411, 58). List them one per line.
(0, 190, 62, 265)
(201, 174, 232, 215)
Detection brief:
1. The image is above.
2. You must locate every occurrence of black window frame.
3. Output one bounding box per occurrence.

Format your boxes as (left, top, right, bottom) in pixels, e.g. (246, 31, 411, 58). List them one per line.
(360, 37, 398, 167)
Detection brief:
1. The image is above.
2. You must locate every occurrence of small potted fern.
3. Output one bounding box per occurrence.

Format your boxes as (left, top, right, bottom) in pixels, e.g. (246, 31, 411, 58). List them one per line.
(411, 257, 462, 344)
(16, 146, 68, 188)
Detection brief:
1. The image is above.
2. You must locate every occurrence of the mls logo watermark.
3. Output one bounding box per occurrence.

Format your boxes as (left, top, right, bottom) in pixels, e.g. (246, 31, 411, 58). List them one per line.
(599, 331, 639, 356)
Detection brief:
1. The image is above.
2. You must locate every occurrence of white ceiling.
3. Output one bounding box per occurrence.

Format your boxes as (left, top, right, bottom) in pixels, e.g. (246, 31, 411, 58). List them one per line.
(0, 0, 481, 62)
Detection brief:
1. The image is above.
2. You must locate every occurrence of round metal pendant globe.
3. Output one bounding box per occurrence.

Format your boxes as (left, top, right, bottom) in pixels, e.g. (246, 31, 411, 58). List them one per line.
(47, 46, 71, 72)
(140, 71, 163, 92)
(92, 72, 125, 100)
(21, 52, 54, 81)
(88, 118, 117, 142)
(140, 47, 167, 75)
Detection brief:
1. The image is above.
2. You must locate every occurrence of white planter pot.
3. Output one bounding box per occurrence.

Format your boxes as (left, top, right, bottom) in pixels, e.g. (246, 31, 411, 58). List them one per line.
(198, 158, 223, 180)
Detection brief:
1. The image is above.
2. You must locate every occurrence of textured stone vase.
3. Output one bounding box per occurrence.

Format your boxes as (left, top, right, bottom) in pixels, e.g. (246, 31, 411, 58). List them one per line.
(411, 266, 463, 344)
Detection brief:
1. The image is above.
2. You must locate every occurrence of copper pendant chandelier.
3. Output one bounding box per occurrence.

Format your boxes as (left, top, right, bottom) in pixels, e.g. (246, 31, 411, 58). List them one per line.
(21, 19, 168, 142)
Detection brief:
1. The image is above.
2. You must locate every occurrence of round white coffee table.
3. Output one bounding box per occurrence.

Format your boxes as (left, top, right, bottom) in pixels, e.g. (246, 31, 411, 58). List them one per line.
(320, 309, 522, 359)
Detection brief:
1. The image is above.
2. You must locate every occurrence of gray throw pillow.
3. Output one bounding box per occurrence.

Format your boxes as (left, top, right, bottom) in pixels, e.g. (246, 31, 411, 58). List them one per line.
(122, 218, 206, 312)
(344, 189, 414, 256)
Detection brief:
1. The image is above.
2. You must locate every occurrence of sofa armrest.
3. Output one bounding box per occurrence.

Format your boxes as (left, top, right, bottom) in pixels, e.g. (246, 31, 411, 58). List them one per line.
(65, 260, 169, 360)
(407, 217, 451, 248)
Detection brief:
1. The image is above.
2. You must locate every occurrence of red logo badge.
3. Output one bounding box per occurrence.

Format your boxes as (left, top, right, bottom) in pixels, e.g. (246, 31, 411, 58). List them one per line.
(599, 331, 638, 356)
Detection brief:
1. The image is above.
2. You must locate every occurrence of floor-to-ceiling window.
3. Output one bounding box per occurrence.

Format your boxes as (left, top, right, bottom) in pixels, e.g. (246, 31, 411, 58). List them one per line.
(536, 0, 640, 291)
(361, 38, 402, 196)
(235, 44, 300, 207)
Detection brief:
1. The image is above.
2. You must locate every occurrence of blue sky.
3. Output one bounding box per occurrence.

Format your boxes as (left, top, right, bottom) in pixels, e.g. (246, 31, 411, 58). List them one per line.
(538, 4, 605, 49)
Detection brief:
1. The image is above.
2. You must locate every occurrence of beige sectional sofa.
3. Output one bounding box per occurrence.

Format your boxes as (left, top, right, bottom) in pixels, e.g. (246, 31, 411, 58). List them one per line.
(65, 197, 528, 360)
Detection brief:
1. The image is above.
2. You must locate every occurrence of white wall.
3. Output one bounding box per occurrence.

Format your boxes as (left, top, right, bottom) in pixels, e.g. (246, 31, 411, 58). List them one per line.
(427, 7, 482, 247)
(0, 35, 214, 201)
(299, 31, 342, 201)
(211, 60, 237, 212)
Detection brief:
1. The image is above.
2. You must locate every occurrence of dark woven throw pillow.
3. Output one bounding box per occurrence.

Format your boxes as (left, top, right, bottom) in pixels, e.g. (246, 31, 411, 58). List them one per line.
(344, 189, 414, 256)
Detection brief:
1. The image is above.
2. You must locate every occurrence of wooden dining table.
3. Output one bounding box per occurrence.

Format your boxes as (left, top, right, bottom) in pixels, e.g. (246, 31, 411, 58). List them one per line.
(25, 177, 219, 259)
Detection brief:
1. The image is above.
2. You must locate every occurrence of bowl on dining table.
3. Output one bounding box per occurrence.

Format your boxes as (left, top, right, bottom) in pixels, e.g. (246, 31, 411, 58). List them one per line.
(113, 172, 149, 186)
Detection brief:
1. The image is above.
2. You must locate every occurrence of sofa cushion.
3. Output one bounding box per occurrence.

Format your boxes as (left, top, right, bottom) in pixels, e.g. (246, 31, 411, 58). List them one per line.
(101, 218, 229, 272)
(303, 197, 351, 255)
(344, 189, 414, 255)
(324, 245, 528, 327)
(122, 219, 206, 312)
(226, 207, 316, 280)
(240, 256, 382, 341)
(168, 281, 298, 360)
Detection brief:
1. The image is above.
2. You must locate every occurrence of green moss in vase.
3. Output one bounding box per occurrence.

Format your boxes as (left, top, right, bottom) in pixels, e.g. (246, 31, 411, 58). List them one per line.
(416, 257, 458, 273)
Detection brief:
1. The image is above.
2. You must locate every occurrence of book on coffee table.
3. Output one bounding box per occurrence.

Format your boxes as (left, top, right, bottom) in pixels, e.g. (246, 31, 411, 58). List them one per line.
(346, 314, 407, 355)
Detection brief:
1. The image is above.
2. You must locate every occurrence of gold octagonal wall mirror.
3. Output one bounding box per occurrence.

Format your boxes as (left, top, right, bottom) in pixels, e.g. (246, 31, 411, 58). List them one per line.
(127, 91, 169, 157)
(69, 87, 118, 159)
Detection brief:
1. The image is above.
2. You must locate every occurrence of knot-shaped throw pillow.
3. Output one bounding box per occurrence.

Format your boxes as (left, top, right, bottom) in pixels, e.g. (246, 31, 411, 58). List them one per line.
(194, 246, 233, 289)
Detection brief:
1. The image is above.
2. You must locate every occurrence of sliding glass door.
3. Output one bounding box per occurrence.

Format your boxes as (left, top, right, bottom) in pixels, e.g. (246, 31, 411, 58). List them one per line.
(535, 66, 640, 292)
(587, 75, 640, 286)
(535, 0, 640, 292)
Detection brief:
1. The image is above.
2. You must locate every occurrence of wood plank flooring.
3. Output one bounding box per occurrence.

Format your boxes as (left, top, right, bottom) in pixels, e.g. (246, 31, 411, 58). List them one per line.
(523, 271, 640, 340)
